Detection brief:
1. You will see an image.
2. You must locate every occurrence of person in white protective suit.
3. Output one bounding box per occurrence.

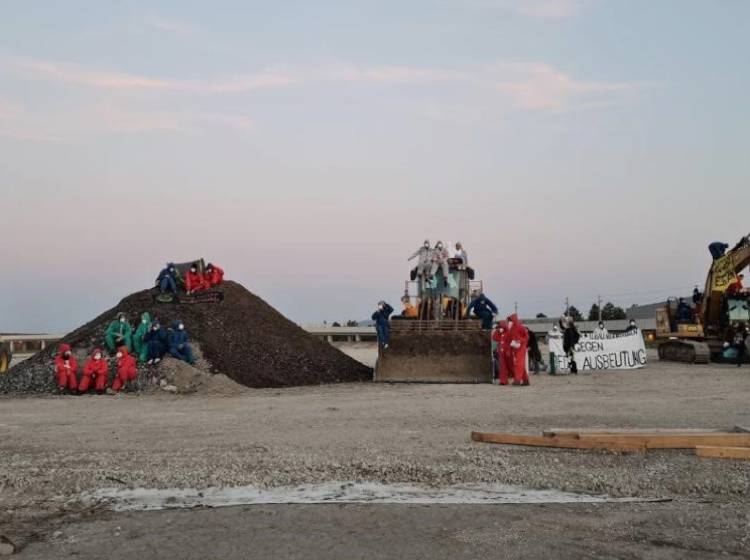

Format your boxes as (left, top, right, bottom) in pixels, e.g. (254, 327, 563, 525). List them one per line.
(430, 240, 450, 287)
(408, 240, 433, 278)
(592, 321, 609, 339)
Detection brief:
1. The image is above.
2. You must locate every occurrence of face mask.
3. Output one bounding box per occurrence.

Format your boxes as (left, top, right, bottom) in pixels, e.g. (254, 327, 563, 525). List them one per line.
(116, 352, 123, 359)
(599, 324, 604, 329)
(152, 326, 158, 331)
(178, 324, 184, 331)
(142, 318, 148, 324)
(63, 351, 71, 359)
(119, 318, 125, 323)
(191, 268, 197, 273)
(94, 353, 101, 360)
(508, 322, 513, 330)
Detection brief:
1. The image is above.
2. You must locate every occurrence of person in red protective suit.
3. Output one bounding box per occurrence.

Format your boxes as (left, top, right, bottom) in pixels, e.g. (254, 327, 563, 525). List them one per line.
(54, 343, 78, 393)
(79, 348, 109, 394)
(507, 314, 530, 386)
(111, 346, 137, 393)
(726, 274, 745, 296)
(491, 320, 513, 385)
(205, 263, 224, 287)
(184, 262, 210, 294)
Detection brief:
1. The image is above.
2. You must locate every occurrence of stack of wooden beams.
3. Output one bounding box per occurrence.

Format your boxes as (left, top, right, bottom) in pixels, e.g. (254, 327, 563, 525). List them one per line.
(471, 428, 750, 459)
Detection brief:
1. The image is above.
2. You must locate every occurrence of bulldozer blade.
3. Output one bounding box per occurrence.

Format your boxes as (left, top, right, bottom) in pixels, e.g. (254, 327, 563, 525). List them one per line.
(374, 330, 492, 383)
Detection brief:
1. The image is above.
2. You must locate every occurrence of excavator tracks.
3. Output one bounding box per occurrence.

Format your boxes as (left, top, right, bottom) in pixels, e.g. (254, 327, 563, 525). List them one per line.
(657, 340, 711, 364)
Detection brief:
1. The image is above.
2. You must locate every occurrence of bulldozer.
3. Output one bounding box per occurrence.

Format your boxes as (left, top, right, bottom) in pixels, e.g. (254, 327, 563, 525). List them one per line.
(0, 338, 12, 374)
(373, 257, 493, 383)
(656, 235, 750, 363)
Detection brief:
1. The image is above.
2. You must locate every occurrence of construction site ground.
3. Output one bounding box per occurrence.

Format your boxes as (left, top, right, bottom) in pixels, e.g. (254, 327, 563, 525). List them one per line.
(2, 350, 750, 559)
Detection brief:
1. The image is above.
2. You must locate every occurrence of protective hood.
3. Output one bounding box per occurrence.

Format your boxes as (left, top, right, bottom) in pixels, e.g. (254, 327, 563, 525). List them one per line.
(171, 320, 183, 330)
(117, 346, 130, 357)
(140, 312, 152, 324)
(57, 343, 71, 356)
(91, 347, 103, 358)
(507, 313, 519, 324)
(496, 320, 508, 330)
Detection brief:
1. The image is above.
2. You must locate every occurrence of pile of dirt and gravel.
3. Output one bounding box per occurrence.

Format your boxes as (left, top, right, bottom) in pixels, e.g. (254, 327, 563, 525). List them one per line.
(0, 281, 372, 394)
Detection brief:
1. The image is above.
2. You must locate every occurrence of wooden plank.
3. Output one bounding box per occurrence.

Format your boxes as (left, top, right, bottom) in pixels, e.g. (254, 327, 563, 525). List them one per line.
(575, 433, 750, 449)
(695, 446, 750, 460)
(543, 428, 726, 438)
(471, 432, 645, 453)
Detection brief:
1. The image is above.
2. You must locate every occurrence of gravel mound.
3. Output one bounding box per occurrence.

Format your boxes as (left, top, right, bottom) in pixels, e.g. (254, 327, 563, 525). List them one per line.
(1, 281, 371, 393)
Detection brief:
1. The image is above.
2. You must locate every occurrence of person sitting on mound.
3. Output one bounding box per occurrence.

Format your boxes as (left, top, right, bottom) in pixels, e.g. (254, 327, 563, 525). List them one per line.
(132, 312, 152, 362)
(156, 263, 178, 295)
(110, 346, 137, 393)
(144, 321, 167, 365)
(205, 263, 224, 287)
(79, 348, 108, 394)
(105, 312, 132, 353)
(185, 262, 210, 295)
(54, 343, 78, 393)
(169, 320, 196, 364)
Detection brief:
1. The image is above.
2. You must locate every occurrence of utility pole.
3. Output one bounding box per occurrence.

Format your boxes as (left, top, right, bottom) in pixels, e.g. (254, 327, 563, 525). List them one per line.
(514, 301, 518, 315)
(565, 297, 569, 315)
(597, 295, 602, 322)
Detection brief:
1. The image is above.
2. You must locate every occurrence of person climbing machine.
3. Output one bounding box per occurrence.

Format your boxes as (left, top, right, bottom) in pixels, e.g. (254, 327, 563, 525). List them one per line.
(372, 301, 394, 349)
(79, 348, 108, 394)
(726, 274, 745, 296)
(708, 241, 729, 260)
(54, 343, 78, 393)
(205, 263, 224, 287)
(731, 322, 748, 367)
(507, 314, 530, 385)
(466, 292, 498, 330)
(132, 312, 152, 362)
(408, 240, 433, 279)
(169, 320, 196, 364)
(145, 321, 167, 365)
(676, 298, 693, 323)
(156, 263, 178, 294)
(562, 316, 580, 374)
(105, 312, 133, 354)
(185, 262, 210, 294)
(110, 346, 137, 393)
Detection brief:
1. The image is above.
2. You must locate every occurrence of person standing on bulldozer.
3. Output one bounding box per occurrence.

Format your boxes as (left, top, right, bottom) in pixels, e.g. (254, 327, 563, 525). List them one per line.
(408, 240, 433, 279)
(372, 301, 394, 349)
(466, 292, 498, 330)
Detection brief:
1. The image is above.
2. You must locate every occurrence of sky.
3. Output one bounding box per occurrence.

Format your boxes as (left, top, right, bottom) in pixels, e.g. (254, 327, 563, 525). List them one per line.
(1, 0, 749, 333)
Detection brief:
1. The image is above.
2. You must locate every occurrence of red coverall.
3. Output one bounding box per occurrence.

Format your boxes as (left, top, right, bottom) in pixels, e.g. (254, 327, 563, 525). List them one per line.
(111, 347, 137, 392)
(507, 314, 530, 385)
(185, 270, 210, 293)
(205, 265, 224, 287)
(79, 348, 109, 393)
(54, 344, 78, 391)
(492, 321, 513, 385)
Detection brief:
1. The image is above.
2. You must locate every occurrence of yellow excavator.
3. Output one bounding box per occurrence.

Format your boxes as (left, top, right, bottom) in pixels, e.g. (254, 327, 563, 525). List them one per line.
(374, 255, 492, 383)
(656, 235, 750, 363)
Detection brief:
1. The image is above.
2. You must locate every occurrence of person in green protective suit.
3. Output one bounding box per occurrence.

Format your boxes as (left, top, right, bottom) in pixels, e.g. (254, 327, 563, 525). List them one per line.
(132, 312, 152, 362)
(105, 312, 133, 354)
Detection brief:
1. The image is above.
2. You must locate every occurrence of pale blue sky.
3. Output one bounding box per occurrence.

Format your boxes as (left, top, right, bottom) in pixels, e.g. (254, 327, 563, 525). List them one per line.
(1, 0, 749, 332)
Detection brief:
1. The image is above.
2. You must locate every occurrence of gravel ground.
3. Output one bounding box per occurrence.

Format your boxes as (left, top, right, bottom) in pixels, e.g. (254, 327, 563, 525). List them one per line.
(1, 357, 749, 556)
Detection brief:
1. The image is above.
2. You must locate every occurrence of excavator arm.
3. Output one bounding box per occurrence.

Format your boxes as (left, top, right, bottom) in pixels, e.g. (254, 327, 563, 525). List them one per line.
(702, 235, 750, 329)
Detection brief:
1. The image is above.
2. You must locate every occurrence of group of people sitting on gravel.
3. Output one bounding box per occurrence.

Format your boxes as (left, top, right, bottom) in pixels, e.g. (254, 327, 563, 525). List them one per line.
(156, 261, 224, 295)
(54, 312, 196, 395)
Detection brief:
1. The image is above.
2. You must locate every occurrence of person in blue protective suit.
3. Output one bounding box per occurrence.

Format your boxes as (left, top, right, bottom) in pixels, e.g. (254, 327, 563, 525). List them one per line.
(372, 301, 394, 349)
(168, 320, 196, 364)
(156, 263, 178, 294)
(144, 321, 168, 364)
(708, 242, 729, 260)
(466, 292, 498, 330)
